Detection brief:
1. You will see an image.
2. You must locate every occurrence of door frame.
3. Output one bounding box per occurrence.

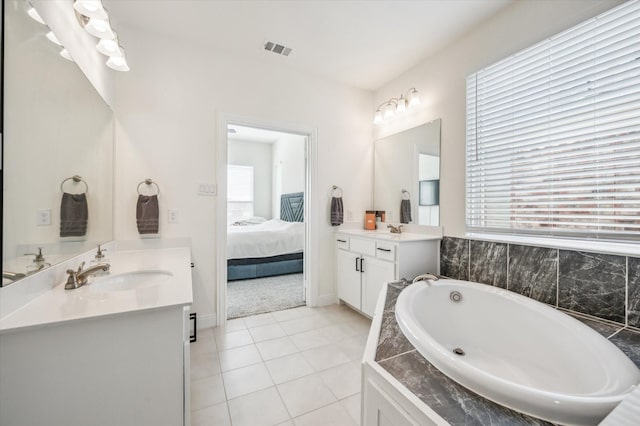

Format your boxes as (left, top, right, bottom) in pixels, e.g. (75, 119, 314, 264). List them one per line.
(216, 113, 318, 327)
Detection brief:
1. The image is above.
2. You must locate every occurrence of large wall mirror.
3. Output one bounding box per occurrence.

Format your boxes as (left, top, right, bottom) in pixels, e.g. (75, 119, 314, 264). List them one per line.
(2, 0, 114, 286)
(374, 119, 441, 226)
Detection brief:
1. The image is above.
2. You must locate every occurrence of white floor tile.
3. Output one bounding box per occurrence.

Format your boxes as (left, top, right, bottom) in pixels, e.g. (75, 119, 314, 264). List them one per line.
(317, 324, 356, 343)
(191, 374, 226, 411)
(244, 312, 277, 328)
(301, 344, 350, 372)
(249, 323, 287, 342)
(227, 387, 290, 426)
(219, 344, 262, 372)
(280, 315, 333, 335)
(190, 332, 217, 356)
(272, 306, 317, 322)
(292, 401, 357, 426)
(191, 401, 231, 426)
(214, 318, 247, 335)
(334, 335, 367, 361)
(190, 351, 221, 380)
(256, 336, 299, 360)
(216, 329, 254, 351)
(320, 361, 361, 399)
(277, 374, 337, 417)
(290, 329, 331, 351)
(265, 353, 314, 384)
(340, 393, 361, 425)
(222, 363, 274, 399)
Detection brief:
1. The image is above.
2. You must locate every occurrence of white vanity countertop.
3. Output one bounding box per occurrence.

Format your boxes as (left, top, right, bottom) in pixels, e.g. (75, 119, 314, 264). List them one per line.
(336, 228, 442, 242)
(0, 247, 193, 333)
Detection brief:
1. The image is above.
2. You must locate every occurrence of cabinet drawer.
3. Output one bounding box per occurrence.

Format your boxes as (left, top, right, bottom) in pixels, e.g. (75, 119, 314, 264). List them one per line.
(375, 242, 396, 261)
(335, 235, 350, 250)
(350, 237, 376, 257)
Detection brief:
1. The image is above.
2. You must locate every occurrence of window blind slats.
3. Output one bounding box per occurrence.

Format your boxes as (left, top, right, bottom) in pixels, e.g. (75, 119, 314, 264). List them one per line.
(466, 0, 640, 240)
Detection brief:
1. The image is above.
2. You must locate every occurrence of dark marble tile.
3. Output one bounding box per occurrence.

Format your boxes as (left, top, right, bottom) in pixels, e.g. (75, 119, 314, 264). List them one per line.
(572, 315, 621, 338)
(383, 281, 408, 312)
(628, 257, 640, 328)
(440, 237, 469, 280)
(558, 250, 626, 324)
(378, 350, 552, 426)
(508, 244, 558, 305)
(375, 310, 415, 361)
(470, 240, 508, 288)
(609, 329, 640, 369)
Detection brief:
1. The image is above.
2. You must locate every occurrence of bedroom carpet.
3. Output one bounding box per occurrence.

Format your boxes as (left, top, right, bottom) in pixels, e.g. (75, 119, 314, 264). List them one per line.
(227, 273, 305, 319)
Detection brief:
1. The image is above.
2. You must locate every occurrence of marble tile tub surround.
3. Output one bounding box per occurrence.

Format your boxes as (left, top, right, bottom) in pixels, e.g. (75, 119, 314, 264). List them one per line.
(440, 236, 640, 328)
(376, 282, 640, 426)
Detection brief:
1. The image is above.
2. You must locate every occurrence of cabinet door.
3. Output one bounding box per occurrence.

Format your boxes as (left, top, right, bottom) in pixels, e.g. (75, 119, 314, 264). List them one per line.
(337, 249, 362, 309)
(362, 256, 395, 317)
(364, 380, 421, 426)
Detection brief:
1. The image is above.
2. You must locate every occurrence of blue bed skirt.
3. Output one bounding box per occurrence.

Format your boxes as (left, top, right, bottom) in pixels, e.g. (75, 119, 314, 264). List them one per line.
(227, 253, 303, 281)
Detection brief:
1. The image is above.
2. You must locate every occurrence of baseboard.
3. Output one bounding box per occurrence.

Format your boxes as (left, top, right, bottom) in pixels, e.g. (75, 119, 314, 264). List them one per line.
(195, 313, 217, 330)
(317, 293, 338, 306)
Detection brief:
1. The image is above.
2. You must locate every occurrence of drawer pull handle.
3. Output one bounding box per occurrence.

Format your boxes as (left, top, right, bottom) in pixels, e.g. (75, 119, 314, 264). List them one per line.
(337, 239, 347, 243)
(377, 248, 392, 252)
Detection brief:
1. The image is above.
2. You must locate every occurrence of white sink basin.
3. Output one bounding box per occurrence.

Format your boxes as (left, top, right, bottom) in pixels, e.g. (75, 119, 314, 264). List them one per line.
(395, 279, 640, 425)
(90, 270, 173, 292)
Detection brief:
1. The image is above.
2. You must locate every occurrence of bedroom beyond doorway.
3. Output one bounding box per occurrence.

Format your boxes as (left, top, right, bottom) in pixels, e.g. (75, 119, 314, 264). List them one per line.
(225, 124, 307, 319)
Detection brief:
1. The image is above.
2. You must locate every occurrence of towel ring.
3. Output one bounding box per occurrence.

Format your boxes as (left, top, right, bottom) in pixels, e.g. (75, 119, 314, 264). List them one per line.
(401, 189, 411, 200)
(60, 175, 89, 194)
(331, 185, 343, 197)
(137, 179, 160, 196)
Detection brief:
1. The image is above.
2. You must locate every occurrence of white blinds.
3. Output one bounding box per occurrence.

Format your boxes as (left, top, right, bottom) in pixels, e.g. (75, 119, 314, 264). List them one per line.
(227, 165, 254, 222)
(466, 0, 640, 240)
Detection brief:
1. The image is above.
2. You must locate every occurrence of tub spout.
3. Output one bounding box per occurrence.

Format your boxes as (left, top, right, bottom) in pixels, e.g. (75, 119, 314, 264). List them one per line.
(412, 273, 439, 284)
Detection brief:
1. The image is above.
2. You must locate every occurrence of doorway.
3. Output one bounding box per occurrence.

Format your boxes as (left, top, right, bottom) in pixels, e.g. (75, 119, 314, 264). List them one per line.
(216, 115, 317, 326)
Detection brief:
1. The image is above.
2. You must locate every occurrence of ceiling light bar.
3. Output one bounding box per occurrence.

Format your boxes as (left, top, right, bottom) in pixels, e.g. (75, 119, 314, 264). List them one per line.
(373, 88, 420, 124)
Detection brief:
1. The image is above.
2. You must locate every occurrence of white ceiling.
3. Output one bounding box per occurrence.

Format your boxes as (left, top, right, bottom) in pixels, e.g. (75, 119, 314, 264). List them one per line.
(105, 0, 513, 91)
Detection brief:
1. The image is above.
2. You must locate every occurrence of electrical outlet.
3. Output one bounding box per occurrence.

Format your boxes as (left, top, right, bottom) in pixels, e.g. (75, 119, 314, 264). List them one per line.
(198, 183, 217, 196)
(36, 209, 51, 226)
(347, 210, 353, 221)
(168, 209, 179, 223)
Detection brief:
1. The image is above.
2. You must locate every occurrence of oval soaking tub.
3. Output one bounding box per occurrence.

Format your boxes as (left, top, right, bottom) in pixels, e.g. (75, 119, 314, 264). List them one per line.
(395, 279, 640, 425)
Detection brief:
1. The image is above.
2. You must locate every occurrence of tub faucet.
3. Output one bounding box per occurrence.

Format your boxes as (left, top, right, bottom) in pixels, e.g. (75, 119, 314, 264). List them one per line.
(412, 273, 439, 284)
(387, 224, 403, 234)
(65, 261, 111, 290)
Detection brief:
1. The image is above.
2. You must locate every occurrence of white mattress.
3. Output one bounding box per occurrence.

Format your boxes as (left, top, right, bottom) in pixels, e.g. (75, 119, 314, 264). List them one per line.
(227, 219, 304, 260)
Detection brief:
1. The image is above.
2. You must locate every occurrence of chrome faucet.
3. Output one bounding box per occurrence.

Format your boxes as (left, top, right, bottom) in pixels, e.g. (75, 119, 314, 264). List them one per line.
(387, 224, 404, 234)
(65, 261, 111, 290)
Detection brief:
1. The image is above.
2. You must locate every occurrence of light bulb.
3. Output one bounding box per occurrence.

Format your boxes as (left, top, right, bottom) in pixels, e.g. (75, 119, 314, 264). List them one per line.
(106, 53, 130, 72)
(85, 18, 115, 39)
(96, 36, 123, 57)
(46, 31, 62, 46)
(73, 0, 108, 19)
(384, 102, 395, 119)
(396, 95, 407, 113)
(60, 49, 74, 62)
(408, 89, 420, 107)
(27, 7, 45, 25)
(373, 110, 383, 124)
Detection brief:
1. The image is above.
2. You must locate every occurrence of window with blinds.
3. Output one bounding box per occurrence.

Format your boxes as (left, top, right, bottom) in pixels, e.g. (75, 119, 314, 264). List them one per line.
(466, 0, 640, 241)
(227, 165, 254, 223)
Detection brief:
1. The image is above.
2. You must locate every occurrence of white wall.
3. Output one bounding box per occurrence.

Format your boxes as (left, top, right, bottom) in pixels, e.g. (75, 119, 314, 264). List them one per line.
(373, 0, 624, 238)
(228, 139, 273, 219)
(272, 134, 306, 218)
(112, 30, 373, 321)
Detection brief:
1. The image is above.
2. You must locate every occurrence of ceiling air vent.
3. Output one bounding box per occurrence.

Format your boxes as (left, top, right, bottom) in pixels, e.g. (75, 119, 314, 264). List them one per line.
(264, 41, 293, 57)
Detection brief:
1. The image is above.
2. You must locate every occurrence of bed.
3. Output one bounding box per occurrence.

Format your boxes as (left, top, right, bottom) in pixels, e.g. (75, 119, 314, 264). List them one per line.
(227, 192, 304, 281)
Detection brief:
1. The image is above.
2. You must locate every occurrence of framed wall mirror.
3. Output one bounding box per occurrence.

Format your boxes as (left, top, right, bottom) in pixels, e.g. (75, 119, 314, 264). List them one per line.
(2, 0, 114, 287)
(373, 119, 441, 226)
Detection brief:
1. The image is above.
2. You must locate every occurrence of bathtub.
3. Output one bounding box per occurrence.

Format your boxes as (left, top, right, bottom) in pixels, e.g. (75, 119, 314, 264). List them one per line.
(395, 278, 640, 426)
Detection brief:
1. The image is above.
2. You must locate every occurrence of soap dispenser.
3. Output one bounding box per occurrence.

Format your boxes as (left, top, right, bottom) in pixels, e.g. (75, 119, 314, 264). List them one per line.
(25, 247, 51, 274)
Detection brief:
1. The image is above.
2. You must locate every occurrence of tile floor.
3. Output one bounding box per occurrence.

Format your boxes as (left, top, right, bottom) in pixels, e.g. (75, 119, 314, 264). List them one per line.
(190, 303, 372, 426)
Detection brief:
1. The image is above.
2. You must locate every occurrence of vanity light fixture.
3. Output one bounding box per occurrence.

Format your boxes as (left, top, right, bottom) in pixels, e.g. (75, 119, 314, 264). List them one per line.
(73, 0, 130, 71)
(59, 48, 75, 62)
(46, 31, 63, 46)
(373, 88, 420, 124)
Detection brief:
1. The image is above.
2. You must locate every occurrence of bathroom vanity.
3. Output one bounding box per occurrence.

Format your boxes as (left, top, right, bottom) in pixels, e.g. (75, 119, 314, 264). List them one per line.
(335, 229, 439, 317)
(0, 245, 193, 426)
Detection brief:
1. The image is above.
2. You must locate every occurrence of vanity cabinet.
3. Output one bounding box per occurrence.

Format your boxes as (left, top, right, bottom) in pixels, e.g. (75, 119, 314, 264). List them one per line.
(335, 231, 439, 317)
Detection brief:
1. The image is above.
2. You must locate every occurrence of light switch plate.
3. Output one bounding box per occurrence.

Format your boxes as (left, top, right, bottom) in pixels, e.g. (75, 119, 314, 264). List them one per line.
(198, 183, 217, 196)
(36, 209, 51, 226)
(168, 209, 178, 223)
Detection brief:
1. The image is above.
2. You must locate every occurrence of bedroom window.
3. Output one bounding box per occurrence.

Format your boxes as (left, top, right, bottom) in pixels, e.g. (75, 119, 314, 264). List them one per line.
(228, 165, 254, 223)
(466, 0, 640, 242)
